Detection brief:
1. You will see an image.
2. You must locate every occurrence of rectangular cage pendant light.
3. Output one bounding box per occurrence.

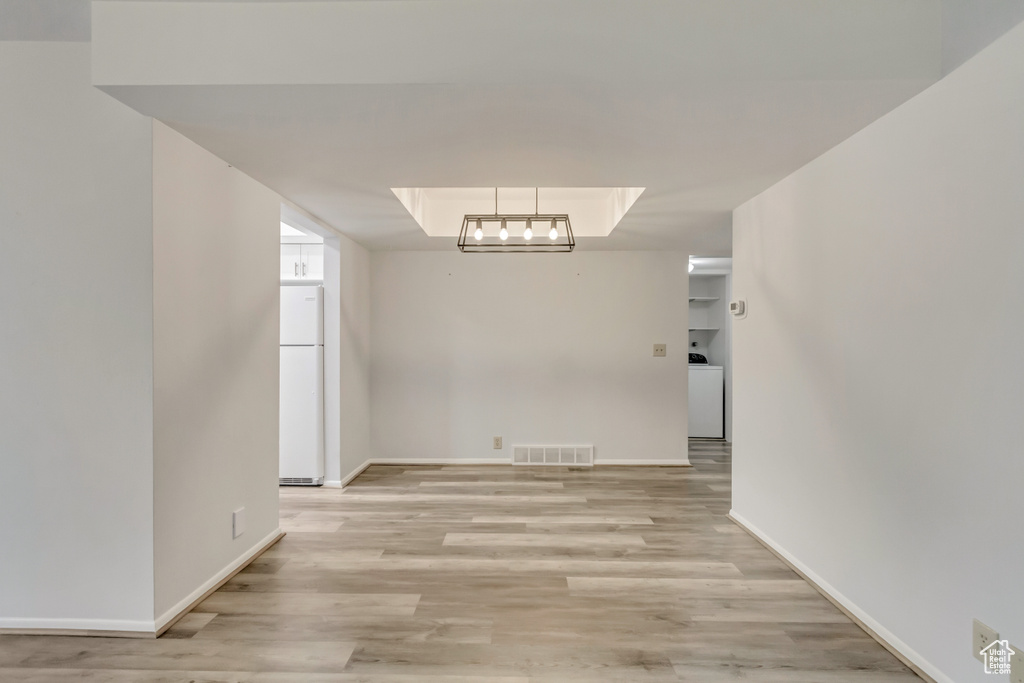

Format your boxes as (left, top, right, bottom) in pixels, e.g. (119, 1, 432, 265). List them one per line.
(459, 189, 575, 253)
(458, 214, 575, 253)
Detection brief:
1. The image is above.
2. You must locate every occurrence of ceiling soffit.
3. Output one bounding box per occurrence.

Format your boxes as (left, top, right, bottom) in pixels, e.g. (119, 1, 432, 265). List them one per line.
(91, 1, 946, 252)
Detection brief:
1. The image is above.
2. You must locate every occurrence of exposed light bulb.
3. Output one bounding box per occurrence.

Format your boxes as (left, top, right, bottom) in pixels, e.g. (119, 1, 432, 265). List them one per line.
(688, 261, 694, 273)
(524, 219, 533, 241)
(474, 219, 483, 241)
(499, 219, 508, 241)
(549, 219, 558, 240)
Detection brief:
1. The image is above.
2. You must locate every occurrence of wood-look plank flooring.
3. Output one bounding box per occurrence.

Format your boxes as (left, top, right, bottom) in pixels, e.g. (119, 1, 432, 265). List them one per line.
(0, 440, 922, 681)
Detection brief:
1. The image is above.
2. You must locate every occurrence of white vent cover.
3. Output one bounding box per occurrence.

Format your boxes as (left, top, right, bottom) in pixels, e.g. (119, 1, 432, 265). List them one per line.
(511, 445, 593, 467)
(279, 477, 324, 486)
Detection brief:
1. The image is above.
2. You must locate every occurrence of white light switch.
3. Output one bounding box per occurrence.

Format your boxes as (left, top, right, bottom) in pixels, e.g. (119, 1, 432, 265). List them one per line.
(232, 508, 246, 539)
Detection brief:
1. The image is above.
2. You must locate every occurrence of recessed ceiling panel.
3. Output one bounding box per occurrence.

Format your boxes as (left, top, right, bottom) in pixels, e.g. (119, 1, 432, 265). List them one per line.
(391, 187, 644, 237)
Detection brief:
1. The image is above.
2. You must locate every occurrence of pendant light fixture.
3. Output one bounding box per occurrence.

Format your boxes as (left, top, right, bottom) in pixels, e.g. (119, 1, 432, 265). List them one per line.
(457, 187, 574, 253)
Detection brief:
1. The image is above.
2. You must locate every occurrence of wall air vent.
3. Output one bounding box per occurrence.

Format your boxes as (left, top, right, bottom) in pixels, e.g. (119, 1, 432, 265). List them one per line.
(511, 445, 593, 467)
(279, 477, 324, 486)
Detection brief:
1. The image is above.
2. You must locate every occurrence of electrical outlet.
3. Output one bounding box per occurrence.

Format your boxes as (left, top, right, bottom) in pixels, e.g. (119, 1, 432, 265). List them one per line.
(973, 619, 998, 662)
(1010, 644, 1023, 683)
(653, 344, 667, 357)
(493, 436, 502, 449)
(232, 507, 246, 539)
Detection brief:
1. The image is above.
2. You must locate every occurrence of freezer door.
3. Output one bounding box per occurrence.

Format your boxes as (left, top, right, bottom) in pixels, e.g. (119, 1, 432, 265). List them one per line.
(280, 345, 325, 481)
(280, 285, 324, 346)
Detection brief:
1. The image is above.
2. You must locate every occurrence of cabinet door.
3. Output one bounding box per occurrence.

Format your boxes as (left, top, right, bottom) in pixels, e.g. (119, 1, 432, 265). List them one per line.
(300, 244, 324, 281)
(281, 244, 301, 280)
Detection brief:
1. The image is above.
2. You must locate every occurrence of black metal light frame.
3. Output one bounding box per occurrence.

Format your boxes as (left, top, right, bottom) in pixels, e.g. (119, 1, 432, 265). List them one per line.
(457, 214, 575, 253)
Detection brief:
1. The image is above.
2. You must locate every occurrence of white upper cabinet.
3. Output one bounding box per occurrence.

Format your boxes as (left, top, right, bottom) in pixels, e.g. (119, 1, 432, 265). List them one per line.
(281, 244, 302, 280)
(301, 244, 324, 281)
(281, 243, 323, 282)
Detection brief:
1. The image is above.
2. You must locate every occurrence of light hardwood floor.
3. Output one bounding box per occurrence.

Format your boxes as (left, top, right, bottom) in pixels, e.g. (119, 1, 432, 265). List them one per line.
(0, 441, 921, 681)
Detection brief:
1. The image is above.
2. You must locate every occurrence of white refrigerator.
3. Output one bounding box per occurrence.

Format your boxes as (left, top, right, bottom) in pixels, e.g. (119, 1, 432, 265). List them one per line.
(280, 285, 324, 485)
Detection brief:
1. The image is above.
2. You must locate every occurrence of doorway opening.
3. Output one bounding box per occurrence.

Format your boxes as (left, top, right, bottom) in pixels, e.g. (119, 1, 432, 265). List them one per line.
(279, 216, 326, 486)
(687, 257, 732, 450)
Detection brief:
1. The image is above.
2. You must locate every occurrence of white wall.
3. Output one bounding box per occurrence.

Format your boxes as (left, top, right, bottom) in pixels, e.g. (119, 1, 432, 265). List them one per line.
(152, 121, 282, 622)
(732, 22, 1024, 683)
(0, 41, 156, 631)
(323, 234, 372, 485)
(371, 251, 689, 464)
(323, 239, 342, 482)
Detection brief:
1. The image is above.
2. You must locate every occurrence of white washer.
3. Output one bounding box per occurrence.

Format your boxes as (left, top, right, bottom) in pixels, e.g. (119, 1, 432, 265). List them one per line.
(688, 365, 724, 438)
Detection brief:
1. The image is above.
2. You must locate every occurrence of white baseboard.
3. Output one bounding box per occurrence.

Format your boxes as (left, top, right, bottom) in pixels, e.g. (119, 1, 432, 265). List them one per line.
(598, 458, 692, 466)
(322, 459, 378, 488)
(333, 457, 693, 488)
(338, 459, 374, 487)
(0, 616, 156, 637)
(0, 527, 284, 638)
(153, 527, 284, 633)
(368, 457, 692, 467)
(370, 458, 507, 466)
(728, 510, 946, 683)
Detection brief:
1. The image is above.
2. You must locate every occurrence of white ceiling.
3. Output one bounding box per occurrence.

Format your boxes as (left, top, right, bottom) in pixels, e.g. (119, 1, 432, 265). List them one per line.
(8, 1, 1024, 252)
(103, 79, 942, 253)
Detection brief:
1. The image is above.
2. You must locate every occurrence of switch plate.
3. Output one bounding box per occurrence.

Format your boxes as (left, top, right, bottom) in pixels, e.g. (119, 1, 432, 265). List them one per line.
(653, 344, 667, 357)
(232, 508, 246, 539)
(1010, 644, 1023, 683)
(493, 436, 502, 449)
(973, 619, 998, 662)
